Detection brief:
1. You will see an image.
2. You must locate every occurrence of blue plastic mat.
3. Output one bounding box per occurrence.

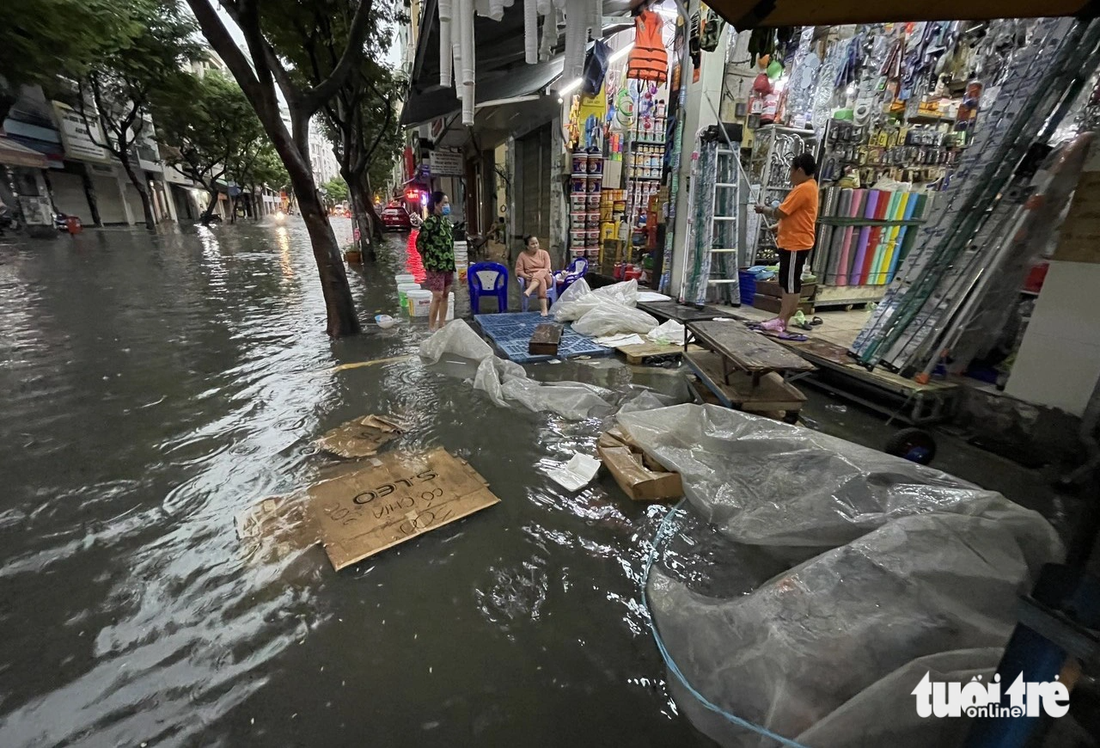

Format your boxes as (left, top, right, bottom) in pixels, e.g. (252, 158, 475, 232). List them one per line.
(473, 312, 611, 363)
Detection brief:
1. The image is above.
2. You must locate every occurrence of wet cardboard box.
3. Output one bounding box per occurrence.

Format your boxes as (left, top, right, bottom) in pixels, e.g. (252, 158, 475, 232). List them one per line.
(315, 414, 403, 459)
(596, 428, 682, 502)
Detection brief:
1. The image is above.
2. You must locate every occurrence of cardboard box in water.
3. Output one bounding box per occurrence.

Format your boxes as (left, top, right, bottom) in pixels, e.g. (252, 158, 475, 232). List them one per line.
(596, 431, 682, 502)
(308, 448, 500, 570)
(315, 414, 402, 459)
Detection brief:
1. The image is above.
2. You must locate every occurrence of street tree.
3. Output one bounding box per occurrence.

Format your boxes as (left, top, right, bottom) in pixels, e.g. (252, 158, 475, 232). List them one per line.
(322, 177, 349, 207)
(320, 61, 405, 258)
(184, 0, 377, 337)
(72, 0, 202, 229)
(151, 70, 265, 225)
(0, 0, 137, 115)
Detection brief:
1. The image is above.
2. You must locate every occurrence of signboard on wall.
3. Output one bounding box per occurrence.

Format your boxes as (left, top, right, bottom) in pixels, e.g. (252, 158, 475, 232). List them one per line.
(429, 147, 464, 177)
(131, 116, 162, 173)
(52, 101, 109, 163)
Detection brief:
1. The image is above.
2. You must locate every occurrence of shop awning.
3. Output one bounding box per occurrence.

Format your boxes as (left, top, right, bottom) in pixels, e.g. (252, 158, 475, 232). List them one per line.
(0, 136, 49, 169)
(704, 0, 1093, 28)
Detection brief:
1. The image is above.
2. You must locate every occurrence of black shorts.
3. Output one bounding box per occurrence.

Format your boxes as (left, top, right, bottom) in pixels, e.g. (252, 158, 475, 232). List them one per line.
(778, 249, 809, 293)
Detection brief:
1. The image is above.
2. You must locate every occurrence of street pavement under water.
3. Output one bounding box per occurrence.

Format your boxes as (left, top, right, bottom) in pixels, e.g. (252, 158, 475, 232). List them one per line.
(0, 218, 1069, 747)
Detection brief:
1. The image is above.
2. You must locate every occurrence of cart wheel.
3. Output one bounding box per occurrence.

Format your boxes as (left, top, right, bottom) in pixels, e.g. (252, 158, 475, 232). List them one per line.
(885, 427, 936, 465)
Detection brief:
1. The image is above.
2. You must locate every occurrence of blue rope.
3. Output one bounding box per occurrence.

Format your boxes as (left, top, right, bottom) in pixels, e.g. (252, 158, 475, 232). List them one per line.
(641, 501, 813, 748)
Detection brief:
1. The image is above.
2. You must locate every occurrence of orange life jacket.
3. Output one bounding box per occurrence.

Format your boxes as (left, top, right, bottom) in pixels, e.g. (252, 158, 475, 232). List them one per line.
(626, 10, 668, 83)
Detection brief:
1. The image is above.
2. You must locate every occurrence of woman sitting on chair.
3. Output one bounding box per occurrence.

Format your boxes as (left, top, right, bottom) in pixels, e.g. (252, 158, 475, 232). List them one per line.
(515, 234, 554, 316)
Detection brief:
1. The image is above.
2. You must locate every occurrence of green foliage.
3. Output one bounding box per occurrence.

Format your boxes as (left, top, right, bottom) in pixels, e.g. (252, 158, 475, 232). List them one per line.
(150, 69, 267, 191)
(73, 0, 202, 162)
(322, 177, 349, 203)
(248, 142, 290, 191)
(0, 0, 138, 94)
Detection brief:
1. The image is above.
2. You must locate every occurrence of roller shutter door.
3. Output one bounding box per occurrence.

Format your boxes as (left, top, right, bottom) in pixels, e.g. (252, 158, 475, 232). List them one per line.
(50, 172, 92, 223)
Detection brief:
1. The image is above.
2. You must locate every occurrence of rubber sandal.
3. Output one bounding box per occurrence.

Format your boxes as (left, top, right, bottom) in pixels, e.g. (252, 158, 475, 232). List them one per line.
(811, 316, 824, 326)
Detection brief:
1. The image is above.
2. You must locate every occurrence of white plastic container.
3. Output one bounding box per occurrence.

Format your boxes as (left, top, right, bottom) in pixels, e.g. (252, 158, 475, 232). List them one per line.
(397, 282, 420, 309)
(394, 273, 416, 286)
(407, 289, 433, 317)
(446, 293, 455, 320)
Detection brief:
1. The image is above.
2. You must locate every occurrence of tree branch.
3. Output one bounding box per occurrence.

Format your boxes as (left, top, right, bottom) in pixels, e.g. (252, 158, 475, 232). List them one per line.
(301, 0, 374, 115)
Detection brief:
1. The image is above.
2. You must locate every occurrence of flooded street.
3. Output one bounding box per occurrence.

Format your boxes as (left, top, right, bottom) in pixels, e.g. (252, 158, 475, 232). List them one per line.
(0, 219, 707, 747)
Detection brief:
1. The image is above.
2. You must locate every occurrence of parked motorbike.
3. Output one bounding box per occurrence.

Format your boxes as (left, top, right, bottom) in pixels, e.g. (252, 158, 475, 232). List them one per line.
(0, 205, 19, 235)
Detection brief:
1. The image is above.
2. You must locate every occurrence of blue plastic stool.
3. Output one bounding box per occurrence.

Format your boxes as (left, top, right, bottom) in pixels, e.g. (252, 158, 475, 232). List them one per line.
(518, 276, 558, 312)
(467, 262, 509, 313)
(557, 256, 589, 295)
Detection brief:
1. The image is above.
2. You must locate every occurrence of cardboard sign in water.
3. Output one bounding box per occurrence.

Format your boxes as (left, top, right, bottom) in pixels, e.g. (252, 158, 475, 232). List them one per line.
(315, 414, 402, 458)
(309, 448, 500, 570)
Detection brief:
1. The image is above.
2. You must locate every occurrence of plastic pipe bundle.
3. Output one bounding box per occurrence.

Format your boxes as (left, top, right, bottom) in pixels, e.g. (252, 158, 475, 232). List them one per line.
(439, 0, 453, 86)
(524, 0, 538, 64)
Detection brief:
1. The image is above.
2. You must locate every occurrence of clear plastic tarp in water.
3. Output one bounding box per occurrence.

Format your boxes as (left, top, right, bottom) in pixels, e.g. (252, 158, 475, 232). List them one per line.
(419, 321, 682, 420)
(618, 404, 1062, 748)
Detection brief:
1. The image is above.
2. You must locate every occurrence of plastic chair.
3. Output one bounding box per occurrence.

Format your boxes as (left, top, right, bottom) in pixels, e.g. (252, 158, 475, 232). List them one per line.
(518, 276, 558, 312)
(557, 257, 589, 294)
(467, 261, 509, 313)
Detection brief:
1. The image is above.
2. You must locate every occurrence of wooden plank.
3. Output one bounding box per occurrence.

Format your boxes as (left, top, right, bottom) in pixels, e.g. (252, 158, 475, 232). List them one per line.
(528, 322, 562, 356)
(638, 300, 737, 324)
(687, 320, 815, 374)
(685, 349, 806, 412)
(616, 341, 684, 365)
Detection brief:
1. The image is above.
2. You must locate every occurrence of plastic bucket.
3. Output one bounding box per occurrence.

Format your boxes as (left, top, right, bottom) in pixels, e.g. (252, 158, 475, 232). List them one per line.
(407, 289, 433, 317)
(394, 273, 415, 286)
(397, 282, 420, 309)
(738, 270, 756, 306)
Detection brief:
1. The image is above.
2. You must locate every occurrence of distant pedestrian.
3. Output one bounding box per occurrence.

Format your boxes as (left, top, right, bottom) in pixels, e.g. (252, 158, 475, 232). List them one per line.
(515, 234, 554, 316)
(417, 191, 454, 331)
(754, 153, 819, 333)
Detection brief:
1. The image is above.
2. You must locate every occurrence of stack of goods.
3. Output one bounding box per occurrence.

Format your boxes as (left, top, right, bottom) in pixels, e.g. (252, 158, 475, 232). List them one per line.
(815, 187, 929, 287)
(569, 149, 604, 259)
(453, 240, 469, 283)
(818, 119, 966, 188)
(599, 189, 626, 264)
(627, 141, 664, 219)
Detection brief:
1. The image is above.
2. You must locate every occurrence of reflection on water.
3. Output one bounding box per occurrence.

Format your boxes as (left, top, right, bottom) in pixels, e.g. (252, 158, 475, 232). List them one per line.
(0, 219, 704, 746)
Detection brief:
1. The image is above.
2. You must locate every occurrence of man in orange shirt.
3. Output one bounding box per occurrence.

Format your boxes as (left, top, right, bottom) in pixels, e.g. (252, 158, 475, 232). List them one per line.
(754, 153, 818, 333)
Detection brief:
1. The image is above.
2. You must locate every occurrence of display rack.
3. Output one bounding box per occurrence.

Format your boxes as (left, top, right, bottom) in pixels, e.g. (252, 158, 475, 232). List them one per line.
(747, 125, 817, 264)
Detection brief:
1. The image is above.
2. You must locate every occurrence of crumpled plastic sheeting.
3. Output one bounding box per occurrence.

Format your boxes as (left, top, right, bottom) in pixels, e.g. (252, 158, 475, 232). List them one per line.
(571, 301, 659, 337)
(621, 404, 1062, 748)
(550, 278, 640, 321)
(551, 278, 657, 337)
(619, 404, 1058, 559)
(420, 321, 676, 421)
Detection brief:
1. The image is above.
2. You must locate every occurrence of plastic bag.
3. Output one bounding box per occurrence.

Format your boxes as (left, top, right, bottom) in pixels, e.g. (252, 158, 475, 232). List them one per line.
(647, 319, 686, 345)
(624, 404, 1062, 747)
(571, 302, 659, 337)
(551, 278, 641, 322)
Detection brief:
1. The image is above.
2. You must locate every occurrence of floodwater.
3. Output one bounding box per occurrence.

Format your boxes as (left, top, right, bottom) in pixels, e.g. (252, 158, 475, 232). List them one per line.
(0, 219, 709, 747)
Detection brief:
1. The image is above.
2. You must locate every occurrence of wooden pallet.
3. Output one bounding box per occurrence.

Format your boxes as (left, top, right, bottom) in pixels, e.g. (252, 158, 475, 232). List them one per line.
(615, 341, 685, 365)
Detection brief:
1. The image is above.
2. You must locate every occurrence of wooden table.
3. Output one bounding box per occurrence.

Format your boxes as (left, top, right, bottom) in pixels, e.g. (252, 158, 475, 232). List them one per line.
(685, 320, 814, 387)
(637, 301, 738, 324)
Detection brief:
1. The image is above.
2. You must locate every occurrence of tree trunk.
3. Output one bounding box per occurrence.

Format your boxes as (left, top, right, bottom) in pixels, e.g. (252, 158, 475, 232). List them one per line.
(118, 150, 156, 230)
(298, 187, 361, 335)
(79, 165, 103, 227)
(363, 198, 385, 242)
(201, 187, 219, 224)
(348, 181, 374, 259)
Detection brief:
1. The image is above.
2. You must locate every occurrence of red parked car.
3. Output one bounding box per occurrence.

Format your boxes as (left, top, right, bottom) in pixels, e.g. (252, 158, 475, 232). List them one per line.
(380, 203, 414, 232)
